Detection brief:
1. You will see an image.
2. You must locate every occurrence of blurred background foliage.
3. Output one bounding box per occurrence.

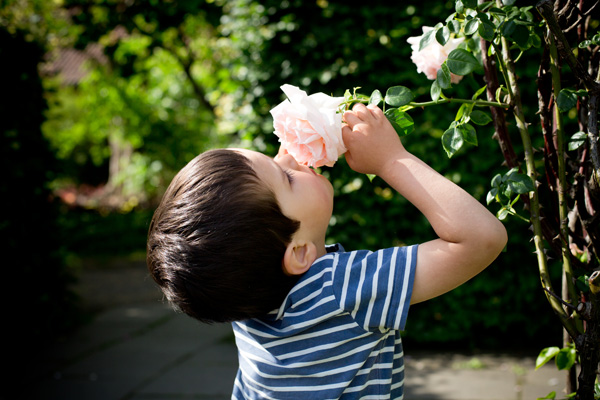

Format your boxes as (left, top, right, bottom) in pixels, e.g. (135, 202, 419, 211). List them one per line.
(1, 0, 565, 355)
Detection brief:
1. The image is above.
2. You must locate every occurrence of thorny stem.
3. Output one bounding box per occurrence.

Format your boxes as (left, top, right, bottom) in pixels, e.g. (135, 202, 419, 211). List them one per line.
(537, 0, 600, 177)
(499, 31, 579, 339)
(340, 98, 510, 110)
(547, 31, 579, 310)
(479, 35, 520, 169)
(491, 41, 512, 98)
(409, 98, 509, 108)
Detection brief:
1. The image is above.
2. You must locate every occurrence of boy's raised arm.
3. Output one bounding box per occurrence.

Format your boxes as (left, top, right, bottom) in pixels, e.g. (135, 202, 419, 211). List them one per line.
(342, 104, 508, 304)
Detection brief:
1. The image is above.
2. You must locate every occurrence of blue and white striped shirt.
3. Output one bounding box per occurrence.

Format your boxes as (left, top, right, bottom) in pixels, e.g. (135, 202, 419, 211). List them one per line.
(232, 244, 418, 399)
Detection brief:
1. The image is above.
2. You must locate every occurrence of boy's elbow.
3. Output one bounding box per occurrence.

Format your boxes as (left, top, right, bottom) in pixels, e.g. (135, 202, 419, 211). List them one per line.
(483, 218, 508, 257)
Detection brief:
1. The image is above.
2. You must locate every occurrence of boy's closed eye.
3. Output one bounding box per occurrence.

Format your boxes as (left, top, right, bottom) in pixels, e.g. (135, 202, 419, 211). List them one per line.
(285, 170, 295, 184)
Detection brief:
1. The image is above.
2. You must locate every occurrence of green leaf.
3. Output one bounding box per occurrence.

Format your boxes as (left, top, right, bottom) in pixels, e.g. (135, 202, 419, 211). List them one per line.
(447, 19, 461, 33)
(497, 207, 509, 220)
(511, 24, 531, 49)
(535, 347, 560, 370)
(501, 20, 516, 37)
(442, 125, 464, 157)
(436, 63, 452, 89)
(436, 26, 450, 45)
(384, 108, 414, 136)
(463, 0, 477, 8)
(555, 347, 577, 370)
(529, 33, 542, 48)
(419, 29, 435, 51)
(495, 86, 508, 104)
(446, 49, 479, 76)
(477, 1, 493, 10)
(455, 104, 467, 121)
(491, 173, 502, 188)
(459, 123, 478, 145)
(455, 0, 465, 13)
(486, 188, 498, 205)
(471, 85, 487, 100)
(557, 89, 578, 112)
(464, 18, 479, 35)
(537, 391, 556, 400)
(469, 110, 492, 125)
(431, 80, 442, 101)
(576, 274, 590, 292)
(369, 89, 383, 106)
(344, 89, 352, 101)
(385, 86, 414, 107)
(506, 171, 534, 194)
(568, 131, 587, 151)
(478, 20, 495, 41)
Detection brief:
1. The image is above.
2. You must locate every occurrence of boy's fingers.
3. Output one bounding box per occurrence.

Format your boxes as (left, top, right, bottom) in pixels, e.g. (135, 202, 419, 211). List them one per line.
(366, 104, 384, 118)
(343, 110, 362, 127)
(341, 124, 353, 143)
(352, 103, 371, 119)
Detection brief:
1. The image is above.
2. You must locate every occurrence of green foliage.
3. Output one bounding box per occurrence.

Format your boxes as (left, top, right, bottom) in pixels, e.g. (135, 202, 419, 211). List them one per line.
(384, 86, 414, 107)
(536, 343, 577, 371)
(14, 0, 592, 352)
(487, 167, 534, 221)
(446, 48, 479, 76)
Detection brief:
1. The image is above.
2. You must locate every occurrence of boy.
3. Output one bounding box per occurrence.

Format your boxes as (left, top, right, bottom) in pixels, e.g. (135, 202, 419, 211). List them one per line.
(146, 103, 507, 399)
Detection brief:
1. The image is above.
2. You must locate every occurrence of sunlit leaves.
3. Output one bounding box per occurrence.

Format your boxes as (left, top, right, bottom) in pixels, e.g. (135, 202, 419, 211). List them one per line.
(430, 80, 442, 101)
(535, 345, 577, 371)
(384, 86, 414, 107)
(435, 25, 450, 46)
(418, 28, 436, 51)
(385, 108, 414, 136)
(446, 49, 479, 76)
(478, 19, 495, 41)
(436, 63, 452, 90)
(469, 110, 492, 125)
(487, 167, 534, 221)
(464, 18, 479, 35)
(344, 86, 415, 137)
(368, 89, 382, 106)
(535, 347, 560, 370)
(578, 31, 600, 48)
(568, 132, 588, 151)
(442, 122, 465, 157)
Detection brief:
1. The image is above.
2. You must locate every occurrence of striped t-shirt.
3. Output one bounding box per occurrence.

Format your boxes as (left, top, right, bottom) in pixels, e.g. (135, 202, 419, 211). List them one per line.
(231, 244, 418, 399)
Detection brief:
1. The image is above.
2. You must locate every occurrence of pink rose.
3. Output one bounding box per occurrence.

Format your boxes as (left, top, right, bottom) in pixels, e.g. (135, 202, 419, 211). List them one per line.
(407, 26, 465, 84)
(270, 84, 346, 168)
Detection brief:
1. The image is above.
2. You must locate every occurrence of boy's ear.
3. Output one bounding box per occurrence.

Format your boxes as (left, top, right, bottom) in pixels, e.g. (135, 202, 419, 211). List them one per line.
(283, 241, 317, 276)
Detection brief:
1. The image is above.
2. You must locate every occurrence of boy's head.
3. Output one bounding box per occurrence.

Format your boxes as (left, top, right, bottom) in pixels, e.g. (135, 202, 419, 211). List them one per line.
(146, 148, 333, 323)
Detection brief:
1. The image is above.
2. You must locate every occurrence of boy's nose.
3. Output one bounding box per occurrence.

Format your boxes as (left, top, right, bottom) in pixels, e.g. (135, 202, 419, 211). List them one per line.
(276, 153, 299, 169)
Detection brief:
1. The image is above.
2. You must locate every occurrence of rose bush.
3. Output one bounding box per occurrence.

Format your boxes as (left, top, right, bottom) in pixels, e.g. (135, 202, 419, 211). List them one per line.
(270, 84, 346, 167)
(406, 26, 465, 84)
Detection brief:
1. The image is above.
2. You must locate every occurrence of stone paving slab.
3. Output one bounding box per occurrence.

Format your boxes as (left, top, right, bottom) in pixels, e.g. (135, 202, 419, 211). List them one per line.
(32, 301, 566, 400)
(31, 263, 568, 400)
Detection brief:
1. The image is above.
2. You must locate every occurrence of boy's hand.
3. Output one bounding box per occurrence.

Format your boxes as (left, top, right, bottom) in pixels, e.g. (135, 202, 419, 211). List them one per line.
(342, 104, 406, 176)
(343, 104, 507, 305)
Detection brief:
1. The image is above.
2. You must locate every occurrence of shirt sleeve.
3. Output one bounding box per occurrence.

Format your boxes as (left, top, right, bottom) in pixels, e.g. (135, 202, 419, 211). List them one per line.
(331, 245, 417, 332)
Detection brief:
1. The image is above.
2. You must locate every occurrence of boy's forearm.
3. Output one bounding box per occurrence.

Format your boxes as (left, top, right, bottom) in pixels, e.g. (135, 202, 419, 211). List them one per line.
(379, 149, 506, 247)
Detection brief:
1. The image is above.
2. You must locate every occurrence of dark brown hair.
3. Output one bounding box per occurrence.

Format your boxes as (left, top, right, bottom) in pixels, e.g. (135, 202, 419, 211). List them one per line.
(146, 149, 301, 323)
